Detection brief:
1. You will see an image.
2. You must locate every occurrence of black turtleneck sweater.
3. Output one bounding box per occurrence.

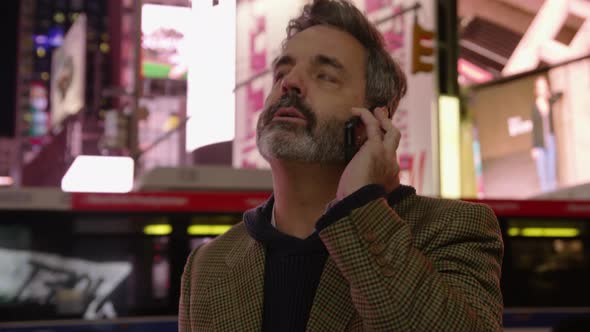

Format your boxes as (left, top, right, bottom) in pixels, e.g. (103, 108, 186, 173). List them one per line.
(243, 184, 416, 332)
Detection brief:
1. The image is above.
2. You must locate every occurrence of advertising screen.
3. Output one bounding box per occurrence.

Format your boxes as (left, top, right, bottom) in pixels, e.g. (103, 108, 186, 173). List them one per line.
(141, 4, 191, 80)
(50, 14, 87, 128)
(459, 0, 590, 198)
(467, 57, 590, 199)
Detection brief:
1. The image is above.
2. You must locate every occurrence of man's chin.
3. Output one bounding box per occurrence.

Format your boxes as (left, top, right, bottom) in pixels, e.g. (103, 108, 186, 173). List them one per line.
(257, 126, 307, 146)
(258, 145, 346, 165)
(256, 129, 345, 164)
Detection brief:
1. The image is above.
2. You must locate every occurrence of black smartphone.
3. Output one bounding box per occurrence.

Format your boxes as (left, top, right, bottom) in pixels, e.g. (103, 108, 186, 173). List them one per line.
(344, 107, 389, 163)
(344, 116, 362, 163)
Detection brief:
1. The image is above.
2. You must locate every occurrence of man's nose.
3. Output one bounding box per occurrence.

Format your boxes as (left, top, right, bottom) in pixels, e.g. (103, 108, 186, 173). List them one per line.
(281, 70, 307, 97)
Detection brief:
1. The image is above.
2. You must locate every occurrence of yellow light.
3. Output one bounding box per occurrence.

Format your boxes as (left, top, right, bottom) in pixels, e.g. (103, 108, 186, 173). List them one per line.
(548, 228, 580, 237)
(507, 227, 520, 237)
(143, 224, 172, 236)
(54, 12, 65, 23)
(36, 47, 46, 58)
(100, 42, 110, 53)
(70, 13, 80, 22)
(41, 72, 49, 81)
(509, 227, 581, 238)
(164, 115, 180, 131)
(187, 225, 232, 236)
(521, 228, 544, 237)
(439, 95, 461, 198)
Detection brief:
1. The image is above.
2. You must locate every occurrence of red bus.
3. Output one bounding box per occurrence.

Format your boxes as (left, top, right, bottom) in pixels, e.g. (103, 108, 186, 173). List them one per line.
(0, 189, 589, 330)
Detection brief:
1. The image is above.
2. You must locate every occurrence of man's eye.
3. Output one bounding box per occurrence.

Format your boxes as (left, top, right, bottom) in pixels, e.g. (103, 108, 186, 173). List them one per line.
(317, 73, 337, 83)
(274, 72, 285, 83)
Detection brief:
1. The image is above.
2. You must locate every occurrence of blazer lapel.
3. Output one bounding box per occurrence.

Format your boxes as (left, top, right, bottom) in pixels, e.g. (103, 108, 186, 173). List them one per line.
(209, 236, 265, 331)
(306, 257, 356, 331)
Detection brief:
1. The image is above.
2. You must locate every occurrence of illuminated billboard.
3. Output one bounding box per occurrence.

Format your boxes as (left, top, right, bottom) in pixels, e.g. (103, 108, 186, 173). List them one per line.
(467, 57, 590, 199)
(141, 4, 191, 80)
(50, 14, 87, 128)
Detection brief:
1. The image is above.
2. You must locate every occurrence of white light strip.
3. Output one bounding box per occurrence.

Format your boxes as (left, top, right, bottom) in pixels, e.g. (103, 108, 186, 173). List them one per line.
(61, 156, 134, 193)
(0, 176, 14, 186)
(439, 96, 461, 199)
(459, 40, 508, 65)
(186, 0, 236, 151)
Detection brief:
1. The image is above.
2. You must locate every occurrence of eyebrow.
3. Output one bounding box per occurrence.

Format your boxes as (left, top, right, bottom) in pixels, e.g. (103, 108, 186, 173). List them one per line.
(311, 54, 345, 72)
(272, 55, 295, 71)
(272, 54, 346, 73)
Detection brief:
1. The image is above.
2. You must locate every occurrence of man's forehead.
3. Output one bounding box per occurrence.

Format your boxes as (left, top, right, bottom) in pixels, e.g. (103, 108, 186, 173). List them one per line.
(279, 25, 366, 67)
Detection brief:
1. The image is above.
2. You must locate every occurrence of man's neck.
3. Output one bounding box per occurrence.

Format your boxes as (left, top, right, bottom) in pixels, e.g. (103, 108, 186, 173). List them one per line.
(269, 160, 345, 239)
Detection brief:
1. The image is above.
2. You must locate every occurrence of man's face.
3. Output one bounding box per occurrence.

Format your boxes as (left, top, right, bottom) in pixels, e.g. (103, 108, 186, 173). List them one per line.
(256, 25, 367, 164)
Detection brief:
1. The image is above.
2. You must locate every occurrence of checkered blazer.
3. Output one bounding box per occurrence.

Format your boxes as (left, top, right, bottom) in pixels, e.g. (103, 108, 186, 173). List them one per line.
(179, 193, 504, 331)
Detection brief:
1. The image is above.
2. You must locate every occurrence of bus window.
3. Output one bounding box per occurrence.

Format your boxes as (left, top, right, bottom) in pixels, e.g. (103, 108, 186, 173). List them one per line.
(502, 217, 590, 307)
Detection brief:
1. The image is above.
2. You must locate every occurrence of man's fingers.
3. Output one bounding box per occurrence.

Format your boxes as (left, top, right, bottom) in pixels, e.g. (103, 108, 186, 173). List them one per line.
(351, 107, 382, 142)
(350, 107, 400, 157)
(374, 107, 400, 155)
(374, 107, 393, 132)
(384, 124, 401, 157)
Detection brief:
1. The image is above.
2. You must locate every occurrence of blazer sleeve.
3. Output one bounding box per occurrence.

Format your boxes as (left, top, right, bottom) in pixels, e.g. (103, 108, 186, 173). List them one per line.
(318, 197, 504, 331)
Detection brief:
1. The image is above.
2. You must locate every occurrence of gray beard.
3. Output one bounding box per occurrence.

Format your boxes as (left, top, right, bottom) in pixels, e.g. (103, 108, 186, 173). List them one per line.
(256, 119, 345, 164)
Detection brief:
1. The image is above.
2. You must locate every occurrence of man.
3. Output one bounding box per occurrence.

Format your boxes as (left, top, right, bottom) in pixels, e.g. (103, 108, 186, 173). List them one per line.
(531, 75, 562, 193)
(179, 0, 503, 331)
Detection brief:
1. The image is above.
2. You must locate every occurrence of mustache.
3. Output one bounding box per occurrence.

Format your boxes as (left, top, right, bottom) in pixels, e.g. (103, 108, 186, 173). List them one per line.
(262, 93, 316, 128)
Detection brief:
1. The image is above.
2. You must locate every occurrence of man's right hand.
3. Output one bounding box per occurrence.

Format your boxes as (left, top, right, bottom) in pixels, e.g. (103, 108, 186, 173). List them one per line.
(336, 107, 400, 201)
(531, 148, 541, 159)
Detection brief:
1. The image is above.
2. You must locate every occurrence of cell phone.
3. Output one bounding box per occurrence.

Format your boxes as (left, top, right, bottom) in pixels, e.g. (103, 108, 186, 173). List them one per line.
(344, 116, 362, 163)
(344, 106, 389, 163)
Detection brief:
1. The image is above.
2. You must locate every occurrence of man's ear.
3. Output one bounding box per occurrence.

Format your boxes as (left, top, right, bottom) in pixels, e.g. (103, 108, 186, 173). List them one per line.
(387, 107, 393, 119)
(387, 101, 396, 119)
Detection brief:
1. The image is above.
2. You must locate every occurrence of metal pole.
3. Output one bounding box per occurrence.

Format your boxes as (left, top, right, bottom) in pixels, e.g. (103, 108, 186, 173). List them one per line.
(13, 0, 36, 186)
(372, 2, 421, 27)
(130, 0, 142, 169)
(437, 0, 458, 96)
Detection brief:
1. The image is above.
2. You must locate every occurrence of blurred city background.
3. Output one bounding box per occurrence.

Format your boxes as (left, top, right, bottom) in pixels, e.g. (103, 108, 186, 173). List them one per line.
(0, 0, 589, 331)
